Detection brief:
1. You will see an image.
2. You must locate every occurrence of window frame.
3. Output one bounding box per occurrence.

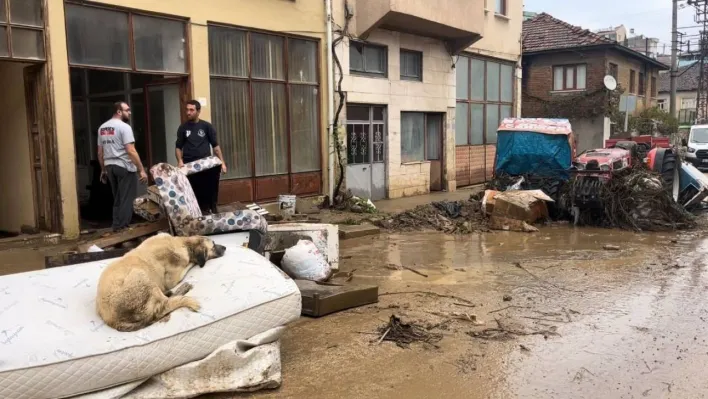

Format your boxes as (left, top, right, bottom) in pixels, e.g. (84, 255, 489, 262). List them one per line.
(207, 22, 322, 185)
(399, 48, 423, 82)
(651, 76, 657, 98)
(638, 71, 645, 96)
(0, 0, 45, 61)
(64, 1, 189, 75)
(552, 64, 587, 91)
(400, 112, 443, 163)
(349, 40, 388, 78)
(455, 54, 515, 147)
(495, 0, 507, 16)
(629, 69, 636, 94)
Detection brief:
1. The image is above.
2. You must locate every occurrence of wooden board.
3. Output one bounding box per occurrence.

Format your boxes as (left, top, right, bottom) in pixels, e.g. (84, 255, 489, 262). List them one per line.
(77, 220, 169, 253)
(296, 280, 379, 317)
(45, 248, 130, 268)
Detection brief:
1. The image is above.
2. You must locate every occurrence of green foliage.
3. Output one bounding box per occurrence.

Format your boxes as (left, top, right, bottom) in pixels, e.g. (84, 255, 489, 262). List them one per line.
(627, 107, 678, 135)
(535, 85, 625, 121)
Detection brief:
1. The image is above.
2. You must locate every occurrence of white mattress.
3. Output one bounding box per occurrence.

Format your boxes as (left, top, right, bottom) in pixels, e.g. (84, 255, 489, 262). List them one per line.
(0, 234, 301, 399)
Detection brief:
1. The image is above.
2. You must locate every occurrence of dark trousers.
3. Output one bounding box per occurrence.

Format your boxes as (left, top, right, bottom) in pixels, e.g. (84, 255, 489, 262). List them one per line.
(187, 166, 221, 214)
(106, 165, 137, 231)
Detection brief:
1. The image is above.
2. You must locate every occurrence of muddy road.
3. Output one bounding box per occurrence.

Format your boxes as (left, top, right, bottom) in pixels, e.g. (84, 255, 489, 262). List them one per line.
(238, 226, 708, 399)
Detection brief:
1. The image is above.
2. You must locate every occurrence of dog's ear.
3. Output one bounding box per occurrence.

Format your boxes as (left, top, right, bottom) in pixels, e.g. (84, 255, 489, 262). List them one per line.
(195, 247, 207, 268)
(187, 238, 208, 268)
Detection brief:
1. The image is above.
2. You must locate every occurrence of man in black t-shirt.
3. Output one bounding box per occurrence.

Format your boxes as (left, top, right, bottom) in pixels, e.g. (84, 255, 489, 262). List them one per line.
(175, 100, 227, 214)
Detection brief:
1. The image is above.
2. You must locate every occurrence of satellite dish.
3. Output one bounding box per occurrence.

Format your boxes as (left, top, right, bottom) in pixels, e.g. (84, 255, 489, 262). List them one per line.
(604, 75, 617, 91)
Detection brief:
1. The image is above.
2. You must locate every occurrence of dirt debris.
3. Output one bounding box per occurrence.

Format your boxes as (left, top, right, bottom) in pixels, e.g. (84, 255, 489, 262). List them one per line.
(376, 315, 444, 348)
(374, 198, 489, 234)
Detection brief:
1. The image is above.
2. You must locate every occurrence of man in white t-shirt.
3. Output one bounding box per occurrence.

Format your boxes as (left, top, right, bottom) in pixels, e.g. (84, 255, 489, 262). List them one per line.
(97, 102, 148, 232)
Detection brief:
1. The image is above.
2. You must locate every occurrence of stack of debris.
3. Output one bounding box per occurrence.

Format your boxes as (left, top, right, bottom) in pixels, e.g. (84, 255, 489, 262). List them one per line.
(375, 198, 488, 234)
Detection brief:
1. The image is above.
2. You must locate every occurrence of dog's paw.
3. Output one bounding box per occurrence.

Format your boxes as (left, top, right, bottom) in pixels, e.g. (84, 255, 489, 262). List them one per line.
(184, 297, 201, 312)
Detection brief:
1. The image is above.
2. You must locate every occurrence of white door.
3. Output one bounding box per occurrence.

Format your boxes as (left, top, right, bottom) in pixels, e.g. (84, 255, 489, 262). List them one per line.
(345, 105, 386, 200)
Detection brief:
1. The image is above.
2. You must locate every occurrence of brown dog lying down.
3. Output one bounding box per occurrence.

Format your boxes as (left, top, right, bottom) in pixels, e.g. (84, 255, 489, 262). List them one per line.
(96, 233, 226, 332)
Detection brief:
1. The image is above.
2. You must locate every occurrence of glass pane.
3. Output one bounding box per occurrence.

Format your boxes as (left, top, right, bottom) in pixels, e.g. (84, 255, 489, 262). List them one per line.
(147, 84, 181, 166)
(364, 45, 385, 74)
(288, 39, 316, 83)
(251, 33, 284, 80)
(486, 62, 500, 102)
(471, 104, 484, 145)
(372, 123, 385, 163)
(290, 85, 320, 172)
(401, 112, 424, 162)
(373, 107, 385, 121)
(577, 65, 587, 90)
(426, 114, 442, 160)
(565, 67, 574, 89)
(210, 79, 252, 178)
(347, 124, 369, 164)
(349, 42, 363, 72)
(253, 82, 287, 176)
(133, 15, 185, 73)
(0, 0, 6, 23)
(0, 27, 8, 57)
(12, 28, 44, 59)
(347, 105, 369, 121)
(471, 59, 485, 101)
(554, 67, 563, 90)
(401, 50, 421, 80)
(501, 64, 513, 102)
(208, 26, 247, 77)
(10, 0, 42, 27)
(88, 70, 124, 94)
(456, 57, 469, 100)
(486, 104, 499, 144)
(455, 102, 468, 145)
(500, 104, 512, 123)
(496, 0, 504, 13)
(65, 4, 130, 68)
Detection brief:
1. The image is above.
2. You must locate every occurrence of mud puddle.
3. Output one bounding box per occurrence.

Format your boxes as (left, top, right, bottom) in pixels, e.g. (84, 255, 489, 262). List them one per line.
(241, 226, 708, 399)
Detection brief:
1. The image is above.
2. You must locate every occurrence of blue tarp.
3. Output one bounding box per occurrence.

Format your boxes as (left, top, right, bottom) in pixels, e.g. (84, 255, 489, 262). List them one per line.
(494, 131, 572, 180)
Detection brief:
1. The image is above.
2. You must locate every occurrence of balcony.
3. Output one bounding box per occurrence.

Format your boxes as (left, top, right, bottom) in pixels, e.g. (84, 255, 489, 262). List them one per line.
(355, 0, 484, 54)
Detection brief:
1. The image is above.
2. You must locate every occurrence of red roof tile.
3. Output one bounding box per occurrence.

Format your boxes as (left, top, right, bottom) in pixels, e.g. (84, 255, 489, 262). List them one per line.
(522, 13, 615, 53)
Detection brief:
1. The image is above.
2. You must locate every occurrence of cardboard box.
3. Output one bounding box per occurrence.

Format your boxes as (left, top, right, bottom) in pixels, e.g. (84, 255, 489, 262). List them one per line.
(491, 190, 553, 223)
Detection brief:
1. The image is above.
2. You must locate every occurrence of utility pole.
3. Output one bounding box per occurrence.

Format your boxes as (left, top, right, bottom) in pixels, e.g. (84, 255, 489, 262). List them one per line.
(670, 0, 679, 119)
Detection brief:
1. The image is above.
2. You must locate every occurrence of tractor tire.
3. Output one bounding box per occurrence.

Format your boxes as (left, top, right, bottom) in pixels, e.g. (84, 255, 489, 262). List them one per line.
(540, 179, 564, 219)
(652, 148, 678, 194)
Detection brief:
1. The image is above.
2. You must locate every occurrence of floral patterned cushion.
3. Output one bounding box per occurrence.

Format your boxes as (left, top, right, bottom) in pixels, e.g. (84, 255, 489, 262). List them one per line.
(149, 162, 267, 238)
(180, 155, 222, 175)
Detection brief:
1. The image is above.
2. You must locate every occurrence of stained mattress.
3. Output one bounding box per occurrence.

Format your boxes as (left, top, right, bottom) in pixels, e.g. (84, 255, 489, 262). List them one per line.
(0, 234, 301, 399)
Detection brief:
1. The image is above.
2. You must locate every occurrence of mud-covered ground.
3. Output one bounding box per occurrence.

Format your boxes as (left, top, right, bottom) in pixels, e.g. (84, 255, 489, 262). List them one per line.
(233, 226, 708, 399)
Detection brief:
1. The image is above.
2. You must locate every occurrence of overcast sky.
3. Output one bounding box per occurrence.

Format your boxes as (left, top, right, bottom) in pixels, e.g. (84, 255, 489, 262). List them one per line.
(524, 0, 699, 55)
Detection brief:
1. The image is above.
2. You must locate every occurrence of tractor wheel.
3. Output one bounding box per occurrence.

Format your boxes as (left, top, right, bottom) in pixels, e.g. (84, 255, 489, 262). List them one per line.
(655, 148, 680, 200)
(540, 179, 564, 219)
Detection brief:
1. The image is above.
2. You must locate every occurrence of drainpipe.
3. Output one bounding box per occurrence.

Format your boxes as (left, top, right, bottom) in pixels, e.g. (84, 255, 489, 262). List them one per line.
(325, 0, 335, 201)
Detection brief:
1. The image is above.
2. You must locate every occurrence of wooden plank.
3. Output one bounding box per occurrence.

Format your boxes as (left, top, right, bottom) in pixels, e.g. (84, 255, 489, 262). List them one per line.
(45, 248, 131, 269)
(78, 220, 169, 253)
(338, 224, 381, 240)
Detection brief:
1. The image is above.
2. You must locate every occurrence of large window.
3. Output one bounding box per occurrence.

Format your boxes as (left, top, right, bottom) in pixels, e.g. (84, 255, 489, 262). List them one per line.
(350, 41, 387, 77)
(401, 113, 442, 163)
(639, 72, 645, 96)
(553, 64, 586, 91)
(630, 70, 636, 93)
(400, 49, 422, 81)
(495, 0, 507, 15)
(0, 0, 44, 60)
(209, 25, 321, 180)
(65, 3, 186, 73)
(456, 56, 514, 145)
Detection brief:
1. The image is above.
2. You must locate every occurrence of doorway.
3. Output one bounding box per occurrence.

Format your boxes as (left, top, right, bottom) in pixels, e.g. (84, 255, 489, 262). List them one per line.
(70, 68, 188, 227)
(345, 105, 387, 201)
(425, 114, 443, 192)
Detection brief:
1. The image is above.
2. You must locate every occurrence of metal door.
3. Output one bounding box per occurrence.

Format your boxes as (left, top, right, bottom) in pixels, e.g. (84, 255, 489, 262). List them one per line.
(345, 105, 386, 200)
(426, 114, 443, 191)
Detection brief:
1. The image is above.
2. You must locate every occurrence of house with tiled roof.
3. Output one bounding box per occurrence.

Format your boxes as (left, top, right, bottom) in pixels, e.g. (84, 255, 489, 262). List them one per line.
(521, 13, 669, 152)
(658, 63, 699, 124)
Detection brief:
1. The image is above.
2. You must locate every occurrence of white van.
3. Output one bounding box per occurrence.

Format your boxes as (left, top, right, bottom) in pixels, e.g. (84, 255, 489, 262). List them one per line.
(686, 124, 708, 170)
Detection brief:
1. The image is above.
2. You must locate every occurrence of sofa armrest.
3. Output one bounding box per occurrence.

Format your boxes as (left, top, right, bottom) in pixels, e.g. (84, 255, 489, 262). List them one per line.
(180, 156, 223, 176)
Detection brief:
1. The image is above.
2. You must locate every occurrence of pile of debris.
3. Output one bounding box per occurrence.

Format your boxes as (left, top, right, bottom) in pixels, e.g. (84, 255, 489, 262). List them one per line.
(333, 190, 377, 214)
(374, 198, 488, 234)
(572, 166, 696, 231)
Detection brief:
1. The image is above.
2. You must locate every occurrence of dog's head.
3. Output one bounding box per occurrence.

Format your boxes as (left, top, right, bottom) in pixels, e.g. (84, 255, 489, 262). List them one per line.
(185, 236, 226, 267)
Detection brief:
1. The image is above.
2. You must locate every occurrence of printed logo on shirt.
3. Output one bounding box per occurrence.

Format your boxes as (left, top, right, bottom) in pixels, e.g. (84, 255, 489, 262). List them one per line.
(99, 127, 115, 136)
(198, 129, 206, 138)
(185, 130, 191, 137)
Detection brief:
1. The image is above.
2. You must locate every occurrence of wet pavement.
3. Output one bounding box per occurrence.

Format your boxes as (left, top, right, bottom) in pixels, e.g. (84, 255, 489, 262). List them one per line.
(237, 226, 708, 399)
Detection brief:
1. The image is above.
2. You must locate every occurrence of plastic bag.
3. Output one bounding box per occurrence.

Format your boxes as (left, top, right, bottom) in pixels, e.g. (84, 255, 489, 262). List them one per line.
(280, 239, 332, 282)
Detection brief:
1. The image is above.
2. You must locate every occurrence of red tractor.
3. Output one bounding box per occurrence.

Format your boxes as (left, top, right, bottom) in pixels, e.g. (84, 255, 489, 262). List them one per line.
(570, 140, 678, 210)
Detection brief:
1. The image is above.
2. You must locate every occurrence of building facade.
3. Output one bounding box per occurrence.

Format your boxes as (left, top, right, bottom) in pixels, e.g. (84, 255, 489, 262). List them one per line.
(658, 63, 698, 125)
(4, 0, 330, 238)
(333, 0, 521, 199)
(522, 13, 667, 152)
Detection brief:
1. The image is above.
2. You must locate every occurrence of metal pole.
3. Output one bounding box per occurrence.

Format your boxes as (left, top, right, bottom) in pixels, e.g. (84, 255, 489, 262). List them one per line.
(670, 0, 679, 118)
(325, 0, 335, 201)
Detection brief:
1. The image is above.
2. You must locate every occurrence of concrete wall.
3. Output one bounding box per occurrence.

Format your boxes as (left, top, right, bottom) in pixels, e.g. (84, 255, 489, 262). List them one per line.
(47, 0, 329, 237)
(0, 62, 35, 233)
(335, 27, 456, 198)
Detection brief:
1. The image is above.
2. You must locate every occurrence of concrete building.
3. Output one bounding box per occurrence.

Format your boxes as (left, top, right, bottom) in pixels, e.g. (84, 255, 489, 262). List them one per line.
(522, 13, 668, 152)
(333, 0, 522, 199)
(595, 25, 627, 43)
(658, 63, 699, 125)
(3, 0, 329, 238)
